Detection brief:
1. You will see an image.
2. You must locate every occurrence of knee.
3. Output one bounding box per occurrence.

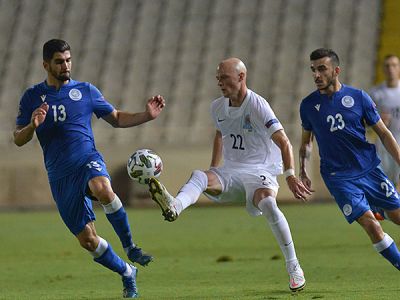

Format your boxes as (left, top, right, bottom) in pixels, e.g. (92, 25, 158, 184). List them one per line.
(357, 212, 384, 242)
(95, 190, 115, 204)
(203, 170, 221, 195)
(386, 209, 400, 225)
(88, 177, 115, 203)
(77, 224, 99, 252)
(257, 196, 282, 224)
(79, 235, 99, 252)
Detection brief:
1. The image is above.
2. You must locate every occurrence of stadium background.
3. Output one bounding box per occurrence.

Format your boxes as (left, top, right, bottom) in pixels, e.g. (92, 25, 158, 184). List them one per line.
(0, 0, 398, 209)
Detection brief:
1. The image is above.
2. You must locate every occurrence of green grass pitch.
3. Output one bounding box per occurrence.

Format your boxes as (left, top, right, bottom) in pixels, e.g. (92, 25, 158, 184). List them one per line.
(0, 203, 399, 299)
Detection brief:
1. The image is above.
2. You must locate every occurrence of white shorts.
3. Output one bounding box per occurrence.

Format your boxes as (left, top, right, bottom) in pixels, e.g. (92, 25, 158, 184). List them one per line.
(204, 165, 279, 216)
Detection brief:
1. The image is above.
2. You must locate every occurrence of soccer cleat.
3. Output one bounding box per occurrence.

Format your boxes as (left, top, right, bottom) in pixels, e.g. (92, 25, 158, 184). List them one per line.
(148, 178, 178, 222)
(288, 263, 306, 292)
(122, 264, 139, 298)
(127, 246, 153, 266)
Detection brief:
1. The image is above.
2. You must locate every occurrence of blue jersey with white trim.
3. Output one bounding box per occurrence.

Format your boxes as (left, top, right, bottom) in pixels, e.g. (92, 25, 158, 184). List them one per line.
(300, 84, 381, 179)
(16, 79, 114, 181)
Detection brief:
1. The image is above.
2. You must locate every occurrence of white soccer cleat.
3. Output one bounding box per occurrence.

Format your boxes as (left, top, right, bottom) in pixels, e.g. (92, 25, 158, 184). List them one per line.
(148, 178, 178, 222)
(288, 262, 306, 292)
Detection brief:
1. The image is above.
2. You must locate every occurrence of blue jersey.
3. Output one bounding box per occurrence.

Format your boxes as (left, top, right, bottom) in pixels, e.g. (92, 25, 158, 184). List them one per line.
(300, 84, 381, 180)
(16, 79, 114, 181)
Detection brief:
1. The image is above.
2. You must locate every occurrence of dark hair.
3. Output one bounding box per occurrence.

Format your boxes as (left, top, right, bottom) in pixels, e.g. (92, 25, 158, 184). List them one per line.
(383, 54, 399, 61)
(43, 39, 70, 61)
(310, 48, 340, 66)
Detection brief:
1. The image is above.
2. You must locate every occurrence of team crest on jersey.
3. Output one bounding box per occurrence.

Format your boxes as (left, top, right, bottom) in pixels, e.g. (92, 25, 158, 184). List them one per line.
(69, 89, 82, 101)
(243, 115, 253, 132)
(341, 96, 354, 108)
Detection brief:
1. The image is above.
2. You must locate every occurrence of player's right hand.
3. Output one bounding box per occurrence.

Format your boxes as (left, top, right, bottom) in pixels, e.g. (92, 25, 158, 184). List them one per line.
(287, 175, 313, 202)
(31, 102, 49, 128)
(146, 95, 165, 120)
(299, 173, 313, 192)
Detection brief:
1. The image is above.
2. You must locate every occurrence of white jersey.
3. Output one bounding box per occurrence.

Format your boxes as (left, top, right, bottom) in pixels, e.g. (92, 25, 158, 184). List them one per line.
(370, 81, 400, 141)
(369, 81, 400, 185)
(210, 89, 283, 175)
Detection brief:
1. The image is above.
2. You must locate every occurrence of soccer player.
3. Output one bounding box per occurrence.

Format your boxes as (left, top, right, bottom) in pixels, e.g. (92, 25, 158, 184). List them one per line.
(370, 55, 400, 192)
(299, 48, 400, 271)
(13, 39, 165, 298)
(148, 57, 312, 292)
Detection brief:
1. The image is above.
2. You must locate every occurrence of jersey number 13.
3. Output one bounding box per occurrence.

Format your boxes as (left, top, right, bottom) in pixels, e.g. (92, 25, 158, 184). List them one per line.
(52, 104, 67, 122)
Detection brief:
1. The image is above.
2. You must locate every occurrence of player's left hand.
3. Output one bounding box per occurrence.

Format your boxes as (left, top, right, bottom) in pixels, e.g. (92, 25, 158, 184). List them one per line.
(286, 175, 313, 202)
(146, 95, 165, 119)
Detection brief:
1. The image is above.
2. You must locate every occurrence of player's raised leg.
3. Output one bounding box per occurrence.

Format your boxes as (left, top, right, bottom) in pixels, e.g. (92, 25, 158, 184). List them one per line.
(89, 175, 153, 266)
(257, 195, 306, 292)
(148, 177, 179, 221)
(148, 170, 209, 221)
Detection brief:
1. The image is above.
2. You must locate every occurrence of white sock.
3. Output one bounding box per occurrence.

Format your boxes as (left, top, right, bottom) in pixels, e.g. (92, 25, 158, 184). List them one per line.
(101, 194, 123, 214)
(89, 236, 108, 258)
(258, 197, 298, 265)
(175, 170, 208, 214)
(123, 263, 133, 277)
(373, 233, 394, 252)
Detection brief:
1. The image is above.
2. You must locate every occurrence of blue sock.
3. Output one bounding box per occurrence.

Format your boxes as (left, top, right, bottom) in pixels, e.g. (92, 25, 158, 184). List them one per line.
(103, 196, 134, 249)
(106, 207, 133, 248)
(94, 243, 127, 275)
(380, 243, 400, 270)
(374, 233, 400, 270)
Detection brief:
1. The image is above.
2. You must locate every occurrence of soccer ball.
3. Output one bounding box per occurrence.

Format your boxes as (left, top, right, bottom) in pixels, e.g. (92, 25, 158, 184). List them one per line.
(127, 149, 163, 184)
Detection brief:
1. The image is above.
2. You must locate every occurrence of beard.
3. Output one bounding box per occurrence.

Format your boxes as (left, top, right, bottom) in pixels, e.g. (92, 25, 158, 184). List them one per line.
(49, 66, 70, 81)
(55, 72, 70, 81)
(317, 71, 336, 92)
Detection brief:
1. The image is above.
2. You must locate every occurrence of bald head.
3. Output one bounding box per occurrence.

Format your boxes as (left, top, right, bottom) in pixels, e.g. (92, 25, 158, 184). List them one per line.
(218, 57, 247, 75)
(216, 57, 248, 104)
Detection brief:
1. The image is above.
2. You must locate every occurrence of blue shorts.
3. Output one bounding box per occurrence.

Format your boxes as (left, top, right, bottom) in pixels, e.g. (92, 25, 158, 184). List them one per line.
(49, 153, 111, 235)
(323, 166, 400, 223)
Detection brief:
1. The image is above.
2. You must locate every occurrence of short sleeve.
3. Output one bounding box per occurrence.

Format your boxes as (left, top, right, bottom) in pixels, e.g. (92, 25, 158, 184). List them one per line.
(209, 100, 220, 130)
(89, 84, 115, 118)
(300, 100, 312, 131)
(16, 90, 33, 126)
(362, 90, 380, 126)
(254, 99, 283, 137)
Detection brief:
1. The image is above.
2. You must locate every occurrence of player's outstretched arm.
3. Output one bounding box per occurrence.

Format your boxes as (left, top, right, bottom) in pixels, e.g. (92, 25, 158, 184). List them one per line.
(373, 119, 400, 165)
(272, 129, 313, 201)
(102, 95, 165, 128)
(14, 102, 49, 146)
